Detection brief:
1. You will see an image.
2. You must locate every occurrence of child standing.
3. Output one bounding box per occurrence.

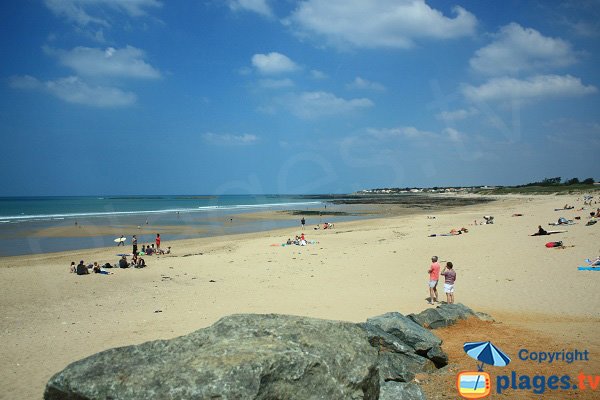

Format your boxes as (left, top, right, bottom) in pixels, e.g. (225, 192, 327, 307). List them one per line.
(441, 262, 456, 304)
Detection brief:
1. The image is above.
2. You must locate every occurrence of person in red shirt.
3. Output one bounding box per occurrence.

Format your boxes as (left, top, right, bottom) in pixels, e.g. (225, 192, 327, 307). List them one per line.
(156, 233, 161, 250)
(428, 256, 441, 305)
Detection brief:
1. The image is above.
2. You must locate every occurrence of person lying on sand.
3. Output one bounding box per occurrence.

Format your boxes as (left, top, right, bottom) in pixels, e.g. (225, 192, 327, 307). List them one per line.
(585, 257, 600, 266)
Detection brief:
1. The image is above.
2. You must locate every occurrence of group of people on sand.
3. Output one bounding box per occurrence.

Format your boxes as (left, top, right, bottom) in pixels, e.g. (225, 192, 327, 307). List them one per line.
(287, 233, 308, 246)
(427, 256, 456, 305)
(70, 260, 114, 275)
(314, 222, 334, 230)
(130, 233, 171, 256)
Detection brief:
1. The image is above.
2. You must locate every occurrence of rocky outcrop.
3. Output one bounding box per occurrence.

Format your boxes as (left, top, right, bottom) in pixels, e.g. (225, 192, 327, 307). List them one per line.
(408, 303, 493, 329)
(45, 314, 380, 400)
(45, 306, 491, 399)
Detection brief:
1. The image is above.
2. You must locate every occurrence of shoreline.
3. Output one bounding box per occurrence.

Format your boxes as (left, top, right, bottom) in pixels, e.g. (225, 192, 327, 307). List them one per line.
(1, 193, 599, 398)
(0, 194, 494, 257)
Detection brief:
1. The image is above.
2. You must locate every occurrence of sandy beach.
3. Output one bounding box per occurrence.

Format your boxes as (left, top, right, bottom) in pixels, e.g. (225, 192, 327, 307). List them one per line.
(1, 194, 599, 399)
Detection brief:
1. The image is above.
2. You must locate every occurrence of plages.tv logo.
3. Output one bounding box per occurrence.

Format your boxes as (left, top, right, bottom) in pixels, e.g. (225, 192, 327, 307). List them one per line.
(456, 341, 511, 399)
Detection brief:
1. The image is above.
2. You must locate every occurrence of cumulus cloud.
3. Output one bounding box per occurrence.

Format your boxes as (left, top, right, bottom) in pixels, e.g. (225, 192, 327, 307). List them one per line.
(10, 75, 136, 107)
(281, 91, 373, 118)
(436, 107, 479, 122)
(44, 0, 162, 26)
(228, 0, 272, 17)
(251, 52, 299, 74)
(463, 75, 597, 103)
(470, 23, 578, 75)
(443, 127, 465, 142)
(346, 77, 386, 91)
(46, 45, 161, 79)
(202, 132, 258, 145)
(285, 0, 477, 49)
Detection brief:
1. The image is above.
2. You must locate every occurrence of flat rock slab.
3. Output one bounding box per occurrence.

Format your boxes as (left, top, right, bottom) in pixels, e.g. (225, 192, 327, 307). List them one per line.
(45, 314, 380, 400)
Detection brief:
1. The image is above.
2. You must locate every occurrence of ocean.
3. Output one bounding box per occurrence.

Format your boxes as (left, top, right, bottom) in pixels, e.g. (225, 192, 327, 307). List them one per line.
(0, 195, 337, 256)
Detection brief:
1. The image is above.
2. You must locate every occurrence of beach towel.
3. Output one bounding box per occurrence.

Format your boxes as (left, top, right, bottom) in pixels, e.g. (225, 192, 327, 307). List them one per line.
(578, 266, 600, 271)
(548, 222, 575, 226)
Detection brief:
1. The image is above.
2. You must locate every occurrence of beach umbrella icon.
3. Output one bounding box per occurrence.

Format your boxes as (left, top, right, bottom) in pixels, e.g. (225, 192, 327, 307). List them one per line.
(463, 341, 511, 371)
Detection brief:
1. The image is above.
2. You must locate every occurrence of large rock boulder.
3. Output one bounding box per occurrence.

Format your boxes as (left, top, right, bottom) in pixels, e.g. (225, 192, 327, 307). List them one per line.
(377, 352, 436, 383)
(408, 303, 490, 329)
(45, 314, 380, 400)
(365, 312, 442, 354)
(379, 381, 426, 400)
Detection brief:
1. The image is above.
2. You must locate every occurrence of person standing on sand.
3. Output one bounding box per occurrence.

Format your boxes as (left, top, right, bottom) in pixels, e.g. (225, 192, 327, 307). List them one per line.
(301, 217, 305, 229)
(428, 256, 440, 304)
(156, 233, 161, 250)
(117, 235, 125, 246)
(132, 235, 138, 255)
(441, 262, 456, 304)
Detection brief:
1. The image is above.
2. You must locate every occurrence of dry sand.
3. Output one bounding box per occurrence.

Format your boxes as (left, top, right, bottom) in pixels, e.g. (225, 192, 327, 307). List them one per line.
(0, 194, 598, 399)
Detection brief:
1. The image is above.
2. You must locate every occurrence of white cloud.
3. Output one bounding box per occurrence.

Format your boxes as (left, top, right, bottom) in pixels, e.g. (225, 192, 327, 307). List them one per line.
(281, 91, 373, 118)
(46, 45, 161, 79)
(310, 69, 327, 79)
(9, 75, 41, 90)
(202, 132, 258, 146)
(436, 107, 479, 122)
(285, 0, 477, 49)
(44, 0, 161, 26)
(463, 75, 597, 103)
(366, 126, 436, 140)
(10, 75, 136, 107)
(258, 78, 294, 89)
(228, 0, 272, 17)
(443, 127, 465, 142)
(346, 77, 386, 91)
(251, 52, 299, 74)
(470, 23, 578, 75)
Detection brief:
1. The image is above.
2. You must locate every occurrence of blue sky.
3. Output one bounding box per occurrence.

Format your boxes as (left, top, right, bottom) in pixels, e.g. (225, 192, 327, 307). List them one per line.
(1, 0, 599, 195)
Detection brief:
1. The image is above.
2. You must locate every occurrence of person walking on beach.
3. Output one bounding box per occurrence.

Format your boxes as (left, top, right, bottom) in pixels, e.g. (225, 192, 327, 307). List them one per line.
(132, 235, 138, 255)
(117, 235, 125, 246)
(441, 262, 456, 304)
(428, 256, 440, 304)
(156, 233, 161, 250)
(301, 217, 305, 229)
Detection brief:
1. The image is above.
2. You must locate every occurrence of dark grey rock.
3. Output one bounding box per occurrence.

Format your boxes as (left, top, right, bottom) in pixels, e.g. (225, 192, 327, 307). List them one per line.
(362, 323, 414, 355)
(379, 381, 426, 400)
(377, 352, 436, 383)
(426, 345, 448, 368)
(45, 314, 380, 400)
(365, 312, 442, 354)
(408, 303, 478, 329)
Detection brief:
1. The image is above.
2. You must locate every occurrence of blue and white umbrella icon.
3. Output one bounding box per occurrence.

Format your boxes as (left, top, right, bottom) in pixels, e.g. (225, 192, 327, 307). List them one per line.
(463, 341, 511, 371)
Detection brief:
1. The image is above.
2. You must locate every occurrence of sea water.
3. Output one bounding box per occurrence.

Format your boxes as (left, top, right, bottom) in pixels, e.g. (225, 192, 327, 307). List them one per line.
(0, 195, 335, 256)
